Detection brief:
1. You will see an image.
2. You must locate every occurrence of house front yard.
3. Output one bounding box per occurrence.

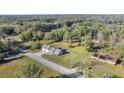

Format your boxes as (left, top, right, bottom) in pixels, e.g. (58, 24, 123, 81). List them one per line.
(0, 56, 58, 78)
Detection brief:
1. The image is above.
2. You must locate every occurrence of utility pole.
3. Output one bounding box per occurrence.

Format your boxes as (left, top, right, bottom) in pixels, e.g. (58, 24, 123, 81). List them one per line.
(70, 57, 72, 68)
(70, 54, 74, 69)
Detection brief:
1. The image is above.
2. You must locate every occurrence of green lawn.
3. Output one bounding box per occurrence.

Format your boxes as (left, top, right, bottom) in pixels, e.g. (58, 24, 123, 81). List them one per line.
(0, 56, 58, 78)
(42, 42, 88, 68)
(39, 40, 54, 45)
(83, 44, 124, 77)
(85, 61, 124, 77)
(42, 42, 124, 77)
(78, 58, 124, 78)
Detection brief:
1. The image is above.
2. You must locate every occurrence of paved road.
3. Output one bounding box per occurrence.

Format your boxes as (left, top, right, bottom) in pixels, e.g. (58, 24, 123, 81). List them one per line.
(24, 52, 79, 78)
(4, 47, 28, 61)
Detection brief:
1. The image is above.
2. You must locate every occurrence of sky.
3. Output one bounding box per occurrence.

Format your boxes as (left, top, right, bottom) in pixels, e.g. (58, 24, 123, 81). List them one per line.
(0, 0, 124, 14)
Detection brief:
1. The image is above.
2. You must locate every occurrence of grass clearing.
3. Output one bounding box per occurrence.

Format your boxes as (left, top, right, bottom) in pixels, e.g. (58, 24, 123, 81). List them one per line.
(81, 60, 124, 77)
(43, 42, 88, 68)
(0, 56, 58, 78)
(42, 42, 124, 77)
(39, 40, 54, 45)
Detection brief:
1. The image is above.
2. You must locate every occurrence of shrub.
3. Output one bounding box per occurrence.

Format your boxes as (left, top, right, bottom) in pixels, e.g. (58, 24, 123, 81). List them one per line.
(31, 42, 41, 49)
(13, 63, 43, 78)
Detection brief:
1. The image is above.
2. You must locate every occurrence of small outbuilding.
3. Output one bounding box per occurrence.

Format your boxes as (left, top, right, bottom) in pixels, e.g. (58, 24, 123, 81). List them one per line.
(91, 53, 117, 65)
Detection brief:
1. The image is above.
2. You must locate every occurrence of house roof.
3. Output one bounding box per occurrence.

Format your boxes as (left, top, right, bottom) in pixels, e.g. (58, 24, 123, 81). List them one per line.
(54, 49, 62, 55)
(42, 45, 51, 50)
(42, 44, 65, 55)
(49, 47, 56, 53)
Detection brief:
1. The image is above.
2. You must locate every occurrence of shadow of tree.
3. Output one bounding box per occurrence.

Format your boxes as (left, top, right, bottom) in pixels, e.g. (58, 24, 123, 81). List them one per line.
(2, 55, 25, 65)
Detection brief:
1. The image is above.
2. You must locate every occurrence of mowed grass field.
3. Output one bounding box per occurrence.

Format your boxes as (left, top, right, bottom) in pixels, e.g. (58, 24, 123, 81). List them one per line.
(86, 61, 124, 77)
(43, 42, 88, 68)
(42, 41, 124, 77)
(0, 56, 58, 78)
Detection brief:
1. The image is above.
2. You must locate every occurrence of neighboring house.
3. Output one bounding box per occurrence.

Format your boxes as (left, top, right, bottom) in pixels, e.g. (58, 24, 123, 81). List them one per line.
(0, 37, 5, 42)
(92, 39, 102, 43)
(1, 36, 22, 42)
(5, 36, 15, 41)
(54, 48, 63, 56)
(6, 36, 23, 42)
(91, 53, 117, 65)
(42, 45, 51, 53)
(49, 47, 56, 54)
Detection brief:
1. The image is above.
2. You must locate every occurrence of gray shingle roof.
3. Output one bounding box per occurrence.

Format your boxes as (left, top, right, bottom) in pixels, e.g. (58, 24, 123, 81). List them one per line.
(54, 49, 63, 55)
(49, 47, 56, 54)
(42, 45, 65, 56)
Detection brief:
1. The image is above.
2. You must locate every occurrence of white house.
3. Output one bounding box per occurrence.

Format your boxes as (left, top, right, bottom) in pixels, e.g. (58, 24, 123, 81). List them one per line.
(41, 45, 65, 56)
(42, 45, 51, 53)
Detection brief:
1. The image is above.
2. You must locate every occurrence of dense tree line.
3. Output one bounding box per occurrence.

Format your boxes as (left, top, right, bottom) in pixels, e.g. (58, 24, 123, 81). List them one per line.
(0, 15, 124, 64)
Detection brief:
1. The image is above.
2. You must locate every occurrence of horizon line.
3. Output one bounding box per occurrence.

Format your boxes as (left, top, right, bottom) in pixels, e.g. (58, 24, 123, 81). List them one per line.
(0, 14, 124, 16)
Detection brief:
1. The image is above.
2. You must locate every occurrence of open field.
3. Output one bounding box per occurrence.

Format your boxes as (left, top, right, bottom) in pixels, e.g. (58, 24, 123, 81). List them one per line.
(79, 59, 124, 78)
(42, 42, 124, 77)
(0, 56, 58, 78)
(85, 61, 124, 77)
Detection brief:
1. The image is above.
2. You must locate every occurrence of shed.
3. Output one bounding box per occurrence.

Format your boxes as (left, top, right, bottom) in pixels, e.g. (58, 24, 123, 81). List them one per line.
(91, 53, 117, 65)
